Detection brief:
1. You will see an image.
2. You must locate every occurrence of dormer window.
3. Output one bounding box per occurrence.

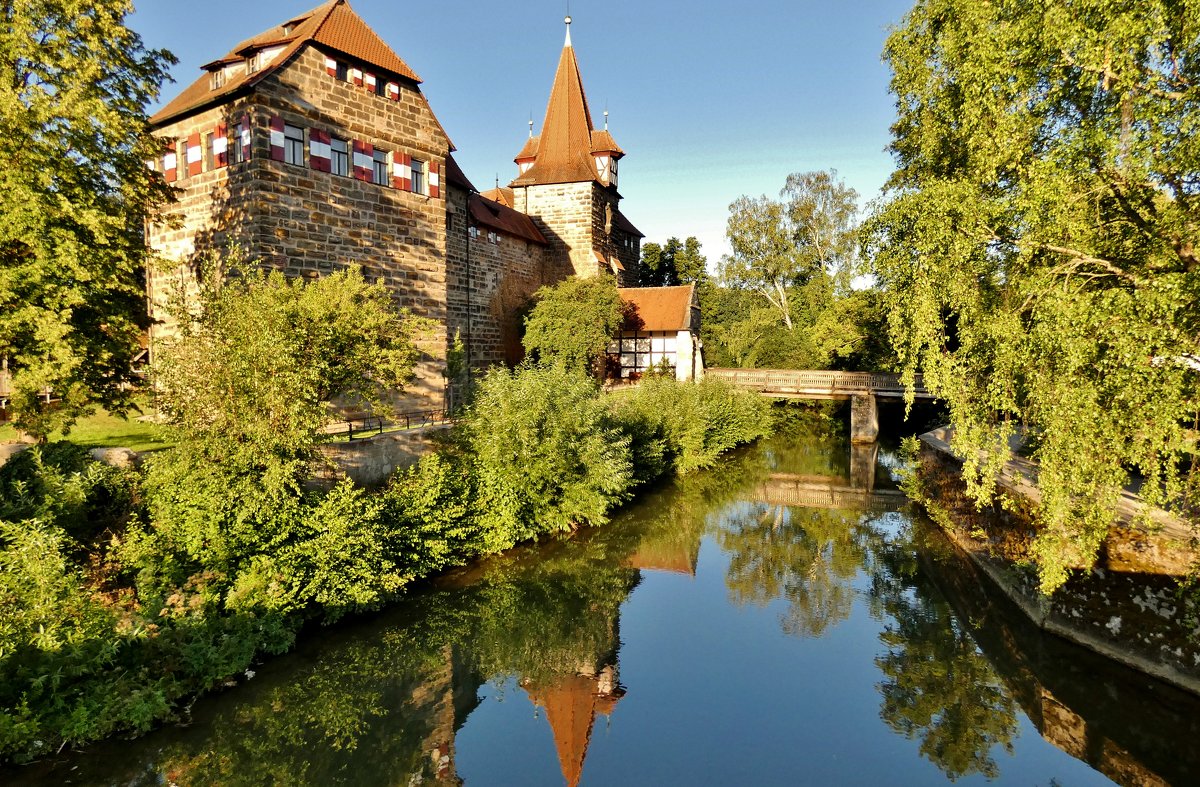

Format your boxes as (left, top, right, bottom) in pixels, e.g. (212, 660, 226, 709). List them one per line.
(246, 54, 259, 73)
(210, 69, 225, 90)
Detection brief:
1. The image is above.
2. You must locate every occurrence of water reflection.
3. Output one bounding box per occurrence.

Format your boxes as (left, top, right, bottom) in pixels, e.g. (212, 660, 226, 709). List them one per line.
(13, 418, 1200, 786)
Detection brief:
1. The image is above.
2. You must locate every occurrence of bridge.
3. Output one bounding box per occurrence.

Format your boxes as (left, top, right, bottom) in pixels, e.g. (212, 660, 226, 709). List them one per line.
(705, 369, 935, 444)
(753, 473, 908, 514)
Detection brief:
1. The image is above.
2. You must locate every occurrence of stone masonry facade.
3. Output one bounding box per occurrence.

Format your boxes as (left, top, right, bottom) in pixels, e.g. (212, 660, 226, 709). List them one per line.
(146, 2, 645, 408)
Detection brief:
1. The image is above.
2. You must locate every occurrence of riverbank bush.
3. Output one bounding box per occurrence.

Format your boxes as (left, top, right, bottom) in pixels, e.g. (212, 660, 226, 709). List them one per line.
(609, 375, 772, 477)
(465, 364, 633, 550)
(0, 367, 771, 764)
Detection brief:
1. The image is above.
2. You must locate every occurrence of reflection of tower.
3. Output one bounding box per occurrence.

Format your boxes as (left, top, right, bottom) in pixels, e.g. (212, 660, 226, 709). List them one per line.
(410, 644, 486, 785)
(523, 664, 625, 787)
(521, 610, 625, 787)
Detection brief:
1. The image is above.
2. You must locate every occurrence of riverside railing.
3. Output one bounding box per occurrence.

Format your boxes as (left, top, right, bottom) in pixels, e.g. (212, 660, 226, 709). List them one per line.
(704, 368, 932, 399)
(321, 408, 453, 441)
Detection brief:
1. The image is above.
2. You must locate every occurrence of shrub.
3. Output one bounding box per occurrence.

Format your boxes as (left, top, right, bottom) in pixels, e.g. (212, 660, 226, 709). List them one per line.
(0, 443, 136, 544)
(610, 376, 771, 476)
(463, 364, 633, 550)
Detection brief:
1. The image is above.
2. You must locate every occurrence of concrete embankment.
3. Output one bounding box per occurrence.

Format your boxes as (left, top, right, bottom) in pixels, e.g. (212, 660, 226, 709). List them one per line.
(916, 427, 1200, 696)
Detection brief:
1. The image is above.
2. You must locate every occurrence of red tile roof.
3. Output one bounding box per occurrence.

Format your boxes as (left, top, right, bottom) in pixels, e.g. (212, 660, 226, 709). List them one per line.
(469, 194, 547, 246)
(515, 135, 539, 161)
(618, 284, 697, 332)
(151, 0, 421, 126)
(590, 130, 623, 156)
(479, 186, 515, 208)
(512, 30, 620, 187)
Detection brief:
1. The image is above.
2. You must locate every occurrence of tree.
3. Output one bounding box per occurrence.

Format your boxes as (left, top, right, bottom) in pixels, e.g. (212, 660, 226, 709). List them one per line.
(639, 236, 708, 287)
(867, 1, 1200, 591)
(523, 275, 626, 374)
(0, 0, 176, 439)
(153, 256, 429, 460)
(720, 170, 859, 329)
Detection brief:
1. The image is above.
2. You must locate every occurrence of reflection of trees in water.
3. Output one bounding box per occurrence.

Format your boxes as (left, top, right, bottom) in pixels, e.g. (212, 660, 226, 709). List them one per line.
(868, 524, 1019, 782)
(53, 532, 642, 786)
(713, 502, 882, 638)
(707, 424, 1021, 782)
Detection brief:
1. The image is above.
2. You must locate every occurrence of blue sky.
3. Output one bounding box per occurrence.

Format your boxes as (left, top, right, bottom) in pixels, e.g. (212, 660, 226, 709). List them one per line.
(131, 0, 912, 261)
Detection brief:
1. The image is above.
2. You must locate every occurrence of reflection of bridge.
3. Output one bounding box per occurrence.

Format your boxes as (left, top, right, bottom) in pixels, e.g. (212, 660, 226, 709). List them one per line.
(706, 369, 936, 443)
(754, 473, 908, 513)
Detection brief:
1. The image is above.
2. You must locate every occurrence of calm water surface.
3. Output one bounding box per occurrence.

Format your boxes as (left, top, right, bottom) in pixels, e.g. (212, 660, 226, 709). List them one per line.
(15, 418, 1200, 786)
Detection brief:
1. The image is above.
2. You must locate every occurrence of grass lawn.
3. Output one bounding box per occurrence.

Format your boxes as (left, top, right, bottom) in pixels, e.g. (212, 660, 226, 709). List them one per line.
(0, 404, 175, 453)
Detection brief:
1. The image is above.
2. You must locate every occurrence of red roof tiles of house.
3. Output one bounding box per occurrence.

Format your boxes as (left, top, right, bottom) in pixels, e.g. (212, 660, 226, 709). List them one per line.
(151, 0, 423, 127)
(469, 194, 548, 246)
(512, 20, 619, 187)
(618, 284, 697, 332)
(479, 186, 515, 208)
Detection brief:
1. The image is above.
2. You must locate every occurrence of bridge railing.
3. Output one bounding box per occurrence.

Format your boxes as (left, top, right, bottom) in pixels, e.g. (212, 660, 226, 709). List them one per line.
(706, 368, 928, 397)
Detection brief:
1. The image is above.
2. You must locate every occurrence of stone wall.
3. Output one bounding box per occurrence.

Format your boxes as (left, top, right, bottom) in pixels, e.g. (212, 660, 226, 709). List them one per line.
(313, 424, 448, 488)
(445, 186, 556, 369)
(147, 45, 452, 410)
(511, 181, 638, 286)
(914, 434, 1200, 697)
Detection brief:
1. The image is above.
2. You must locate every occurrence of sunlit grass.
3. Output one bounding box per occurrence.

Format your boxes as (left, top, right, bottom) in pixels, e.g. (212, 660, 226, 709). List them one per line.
(0, 401, 175, 453)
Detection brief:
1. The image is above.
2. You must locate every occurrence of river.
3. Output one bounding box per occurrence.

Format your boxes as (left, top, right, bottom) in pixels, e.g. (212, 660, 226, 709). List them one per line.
(14, 413, 1200, 785)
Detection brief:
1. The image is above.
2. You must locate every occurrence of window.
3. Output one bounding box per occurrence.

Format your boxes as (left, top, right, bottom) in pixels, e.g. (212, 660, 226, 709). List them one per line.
(203, 132, 214, 171)
(284, 124, 304, 166)
(330, 137, 349, 176)
(177, 141, 187, 180)
(469, 225, 478, 239)
(246, 54, 259, 74)
(374, 78, 387, 97)
(411, 158, 426, 194)
(336, 61, 348, 81)
(372, 149, 388, 185)
(210, 69, 225, 90)
(488, 230, 498, 244)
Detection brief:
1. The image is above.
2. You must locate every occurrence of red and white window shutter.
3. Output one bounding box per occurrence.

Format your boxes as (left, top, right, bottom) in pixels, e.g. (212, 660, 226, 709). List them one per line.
(213, 123, 229, 168)
(239, 116, 252, 162)
(352, 140, 373, 181)
(325, 57, 337, 77)
(429, 160, 440, 198)
(163, 148, 177, 182)
(310, 129, 331, 172)
(350, 67, 363, 86)
(391, 152, 411, 190)
(386, 82, 400, 101)
(269, 116, 285, 161)
(186, 133, 202, 176)
(364, 72, 377, 92)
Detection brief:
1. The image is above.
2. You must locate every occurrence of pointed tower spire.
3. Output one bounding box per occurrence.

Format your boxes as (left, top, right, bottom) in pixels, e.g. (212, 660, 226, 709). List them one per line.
(511, 15, 601, 186)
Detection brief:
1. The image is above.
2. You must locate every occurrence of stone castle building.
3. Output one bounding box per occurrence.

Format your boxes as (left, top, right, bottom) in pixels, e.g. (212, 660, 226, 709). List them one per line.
(145, 0, 645, 408)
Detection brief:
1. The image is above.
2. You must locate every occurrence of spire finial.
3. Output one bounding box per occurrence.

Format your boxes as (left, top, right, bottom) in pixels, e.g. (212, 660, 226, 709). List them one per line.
(604, 102, 609, 130)
(564, 12, 572, 46)
(495, 173, 500, 191)
(528, 115, 534, 138)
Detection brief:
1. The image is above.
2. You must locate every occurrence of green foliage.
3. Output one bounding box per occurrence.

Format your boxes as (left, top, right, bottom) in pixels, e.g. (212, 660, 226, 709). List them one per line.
(464, 365, 633, 549)
(522, 276, 626, 373)
(609, 375, 771, 476)
(380, 451, 481, 574)
(154, 258, 429, 461)
(0, 0, 176, 439)
(639, 236, 708, 287)
(868, 0, 1200, 591)
(700, 278, 894, 371)
(721, 170, 859, 330)
(0, 443, 134, 543)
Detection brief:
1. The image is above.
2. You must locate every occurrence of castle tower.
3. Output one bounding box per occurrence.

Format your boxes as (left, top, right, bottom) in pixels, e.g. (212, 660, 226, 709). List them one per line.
(506, 17, 642, 285)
